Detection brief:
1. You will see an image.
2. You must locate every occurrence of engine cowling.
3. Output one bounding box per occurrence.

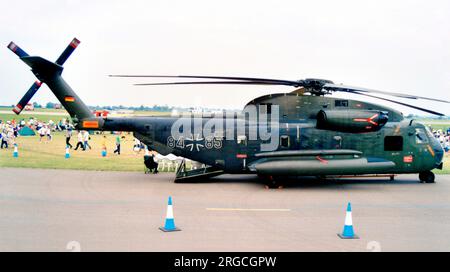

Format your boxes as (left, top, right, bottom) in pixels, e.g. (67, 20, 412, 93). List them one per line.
(316, 110, 388, 133)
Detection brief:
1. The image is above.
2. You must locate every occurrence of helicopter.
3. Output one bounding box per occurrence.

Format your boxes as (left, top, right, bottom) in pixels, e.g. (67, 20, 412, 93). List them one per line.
(7, 38, 448, 188)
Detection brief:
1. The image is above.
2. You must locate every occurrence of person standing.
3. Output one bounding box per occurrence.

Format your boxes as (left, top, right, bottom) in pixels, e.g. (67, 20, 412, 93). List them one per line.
(38, 125, 46, 142)
(101, 135, 107, 149)
(65, 127, 73, 149)
(1, 129, 8, 149)
(114, 135, 121, 155)
(46, 125, 52, 142)
(83, 131, 91, 150)
(74, 130, 84, 150)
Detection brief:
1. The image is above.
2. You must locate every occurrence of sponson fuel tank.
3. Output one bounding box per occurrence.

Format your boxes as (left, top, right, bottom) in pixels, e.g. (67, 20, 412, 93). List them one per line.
(316, 109, 388, 133)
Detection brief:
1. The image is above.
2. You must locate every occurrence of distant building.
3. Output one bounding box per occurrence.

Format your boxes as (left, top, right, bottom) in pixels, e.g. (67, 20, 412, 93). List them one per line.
(111, 109, 134, 115)
(93, 110, 110, 117)
(54, 103, 62, 109)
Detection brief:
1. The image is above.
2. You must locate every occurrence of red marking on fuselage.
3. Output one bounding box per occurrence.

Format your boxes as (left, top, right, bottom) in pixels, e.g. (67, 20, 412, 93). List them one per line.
(316, 156, 328, 164)
(353, 113, 379, 126)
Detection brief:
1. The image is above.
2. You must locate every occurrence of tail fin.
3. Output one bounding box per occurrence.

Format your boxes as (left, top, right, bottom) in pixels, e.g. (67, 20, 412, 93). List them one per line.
(8, 38, 97, 126)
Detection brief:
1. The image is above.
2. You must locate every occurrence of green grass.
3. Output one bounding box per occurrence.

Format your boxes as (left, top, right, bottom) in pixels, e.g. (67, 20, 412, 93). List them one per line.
(434, 153, 450, 174)
(0, 132, 186, 172)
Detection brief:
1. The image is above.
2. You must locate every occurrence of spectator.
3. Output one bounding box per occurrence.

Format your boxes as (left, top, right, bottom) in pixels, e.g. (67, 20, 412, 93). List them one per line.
(66, 127, 73, 149)
(101, 135, 107, 150)
(114, 135, 121, 155)
(74, 131, 85, 151)
(83, 131, 91, 150)
(1, 129, 8, 149)
(38, 125, 46, 142)
(46, 125, 52, 141)
(133, 138, 142, 153)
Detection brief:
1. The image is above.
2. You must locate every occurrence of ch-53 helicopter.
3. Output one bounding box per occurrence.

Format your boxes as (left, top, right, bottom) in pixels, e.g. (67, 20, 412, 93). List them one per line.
(7, 38, 448, 188)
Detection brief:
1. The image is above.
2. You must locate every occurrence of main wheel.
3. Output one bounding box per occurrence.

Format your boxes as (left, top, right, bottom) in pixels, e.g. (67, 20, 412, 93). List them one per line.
(419, 171, 435, 183)
(258, 174, 282, 189)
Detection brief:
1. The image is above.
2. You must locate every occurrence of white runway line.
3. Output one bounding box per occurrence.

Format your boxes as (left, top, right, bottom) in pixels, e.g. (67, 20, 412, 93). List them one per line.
(206, 208, 291, 212)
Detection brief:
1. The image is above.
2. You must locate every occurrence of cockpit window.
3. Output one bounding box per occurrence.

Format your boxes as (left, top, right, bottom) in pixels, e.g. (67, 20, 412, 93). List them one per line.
(415, 128, 428, 144)
(425, 126, 434, 138)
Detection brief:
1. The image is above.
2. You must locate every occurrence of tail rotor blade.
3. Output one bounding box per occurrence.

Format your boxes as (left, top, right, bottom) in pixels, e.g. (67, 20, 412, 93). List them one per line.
(8, 38, 80, 115)
(7, 42, 29, 58)
(55, 38, 80, 65)
(12, 81, 42, 115)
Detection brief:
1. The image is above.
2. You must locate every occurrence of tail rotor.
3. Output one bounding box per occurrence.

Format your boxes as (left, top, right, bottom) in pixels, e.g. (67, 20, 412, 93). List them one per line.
(7, 38, 81, 115)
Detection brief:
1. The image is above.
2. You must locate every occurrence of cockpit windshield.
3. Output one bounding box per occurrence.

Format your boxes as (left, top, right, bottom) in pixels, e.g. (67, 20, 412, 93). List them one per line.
(415, 128, 429, 144)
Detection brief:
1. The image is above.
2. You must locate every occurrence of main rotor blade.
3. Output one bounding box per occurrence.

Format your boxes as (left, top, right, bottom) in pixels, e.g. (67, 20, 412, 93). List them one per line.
(134, 80, 290, 86)
(348, 90, 445, 116)
(110, 74, 300, 86)
(324, 83, 450, 103)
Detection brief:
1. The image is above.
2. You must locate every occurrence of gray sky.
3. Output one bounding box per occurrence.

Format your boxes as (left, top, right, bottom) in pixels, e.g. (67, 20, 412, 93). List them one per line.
(1, 0, 449, 115)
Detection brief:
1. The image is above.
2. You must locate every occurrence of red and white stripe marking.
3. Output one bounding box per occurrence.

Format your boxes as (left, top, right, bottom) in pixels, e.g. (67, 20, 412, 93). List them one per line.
(70, 38, 80, 48)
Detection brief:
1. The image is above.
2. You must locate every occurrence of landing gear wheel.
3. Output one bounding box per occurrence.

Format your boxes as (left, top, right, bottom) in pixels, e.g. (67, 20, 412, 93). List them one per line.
(259, 175, 283, 189)
(419, 171, 435, 183)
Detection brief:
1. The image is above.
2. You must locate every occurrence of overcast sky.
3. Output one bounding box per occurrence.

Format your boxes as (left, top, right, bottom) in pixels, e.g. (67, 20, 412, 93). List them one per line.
(1, 0, 449, 115)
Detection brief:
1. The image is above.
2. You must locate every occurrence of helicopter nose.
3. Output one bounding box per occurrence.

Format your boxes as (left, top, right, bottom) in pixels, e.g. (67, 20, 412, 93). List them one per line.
(430, 138, 444, 168)
(434, 147, 444, 168)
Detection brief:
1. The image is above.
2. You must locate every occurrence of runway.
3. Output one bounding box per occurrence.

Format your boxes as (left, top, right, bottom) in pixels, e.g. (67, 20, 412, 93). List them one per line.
(0, 167, 449, 252)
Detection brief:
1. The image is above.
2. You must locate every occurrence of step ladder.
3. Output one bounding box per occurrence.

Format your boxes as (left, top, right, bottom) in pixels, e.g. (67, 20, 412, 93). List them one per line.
(174, 159, 224, 183)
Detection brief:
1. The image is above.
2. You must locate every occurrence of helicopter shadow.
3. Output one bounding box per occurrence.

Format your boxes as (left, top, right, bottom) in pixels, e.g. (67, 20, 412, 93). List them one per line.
(181, 174, 422, 189)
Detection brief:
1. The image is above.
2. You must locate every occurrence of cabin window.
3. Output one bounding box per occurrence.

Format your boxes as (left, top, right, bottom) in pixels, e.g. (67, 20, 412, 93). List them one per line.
(335, 100, 349, 107)
(333, 135, 342, 149)
(384, 136, 403, 151)
(280, 135, 290, 148)
(415, 128, 428, 144)
(237, 135, 247, 146)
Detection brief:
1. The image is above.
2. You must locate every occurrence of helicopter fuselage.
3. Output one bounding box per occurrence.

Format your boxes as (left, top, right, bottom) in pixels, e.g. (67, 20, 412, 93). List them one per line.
(102, 94, 444, 176)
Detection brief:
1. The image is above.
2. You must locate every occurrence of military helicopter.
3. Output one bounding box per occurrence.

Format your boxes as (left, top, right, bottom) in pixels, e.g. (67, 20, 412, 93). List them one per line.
(7, 38, 448, 188)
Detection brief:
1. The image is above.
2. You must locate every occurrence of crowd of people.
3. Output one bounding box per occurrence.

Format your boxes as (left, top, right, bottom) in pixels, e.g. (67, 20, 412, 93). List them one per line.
(431, 128, 450, 153)
(0, 117, 142, 155)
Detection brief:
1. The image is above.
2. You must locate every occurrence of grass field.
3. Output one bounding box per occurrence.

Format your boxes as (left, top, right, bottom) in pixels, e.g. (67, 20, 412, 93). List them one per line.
(0, 132, 164, 172)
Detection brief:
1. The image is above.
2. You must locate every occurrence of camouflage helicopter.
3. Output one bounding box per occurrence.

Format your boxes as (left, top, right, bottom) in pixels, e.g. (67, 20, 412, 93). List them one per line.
(7, 38, 448, 188)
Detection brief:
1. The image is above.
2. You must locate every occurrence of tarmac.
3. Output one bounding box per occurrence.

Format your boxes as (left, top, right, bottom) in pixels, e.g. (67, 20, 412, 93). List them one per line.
(0, 167, 449, 252)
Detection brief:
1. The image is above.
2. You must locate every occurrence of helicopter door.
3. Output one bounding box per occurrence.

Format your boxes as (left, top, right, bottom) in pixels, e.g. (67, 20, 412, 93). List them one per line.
(236, 135, 248, 168)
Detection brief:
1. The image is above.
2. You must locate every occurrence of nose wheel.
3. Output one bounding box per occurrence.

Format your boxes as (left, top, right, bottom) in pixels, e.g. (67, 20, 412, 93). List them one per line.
(419, 171, 435, 183)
